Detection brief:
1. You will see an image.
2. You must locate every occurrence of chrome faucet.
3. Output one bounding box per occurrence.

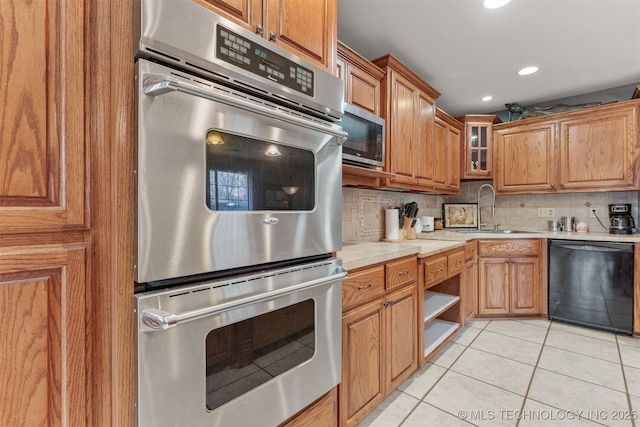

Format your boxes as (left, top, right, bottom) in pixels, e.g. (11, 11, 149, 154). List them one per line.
(477, 183, 496, 230)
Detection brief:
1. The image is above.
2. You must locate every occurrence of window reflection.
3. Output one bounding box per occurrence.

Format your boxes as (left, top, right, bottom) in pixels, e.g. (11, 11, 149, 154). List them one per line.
(205, 131, 315, 211)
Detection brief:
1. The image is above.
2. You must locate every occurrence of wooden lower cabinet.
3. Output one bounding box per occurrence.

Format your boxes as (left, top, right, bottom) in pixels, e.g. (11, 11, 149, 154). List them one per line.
(477, 239, 542, 316)
(461, 240, 478, 324)
(340, 257, 418, 427)
(281, 388, 338, 427)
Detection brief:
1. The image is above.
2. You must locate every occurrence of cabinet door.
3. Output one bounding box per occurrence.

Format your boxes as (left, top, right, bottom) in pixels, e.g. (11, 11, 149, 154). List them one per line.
(340, 299, 385, 427)
(461, 259, 477, 324)
(348, 65, 381, 115)
(415, 92, 436, 187)
(385, 285, 418, 392)
(387, 71, 418, 186)
(0, 243, 88, 426)
(478, 258, 510, 315)
(462, 120, 493, 179)
(446, 124, 461, 192)
(510, 257, 541, 315)
(0, 0, 86, 233)
(559, 107, 637, 191)
(433, 116, 448, 190)
(494, 122, 557, 194)
(266, 0, 336, 70)
(281, 388, 337, 427)
(198, 0, 263, 31)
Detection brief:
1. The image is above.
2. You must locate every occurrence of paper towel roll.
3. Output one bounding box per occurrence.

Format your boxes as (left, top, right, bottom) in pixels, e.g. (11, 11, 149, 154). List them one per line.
(385, 209, 400, 240)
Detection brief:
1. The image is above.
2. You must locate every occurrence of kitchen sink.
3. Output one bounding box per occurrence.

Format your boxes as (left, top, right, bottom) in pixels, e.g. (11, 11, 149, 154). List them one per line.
(455, 229, 538, 234)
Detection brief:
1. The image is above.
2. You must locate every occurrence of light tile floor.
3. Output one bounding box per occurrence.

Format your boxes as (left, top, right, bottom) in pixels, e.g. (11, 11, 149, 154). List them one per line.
(357, 319, 640, 427)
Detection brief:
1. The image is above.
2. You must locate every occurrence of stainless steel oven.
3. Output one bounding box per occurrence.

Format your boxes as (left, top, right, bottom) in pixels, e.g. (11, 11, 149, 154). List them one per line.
(137, 258, 345, 427)
(134, 2, 347, 426)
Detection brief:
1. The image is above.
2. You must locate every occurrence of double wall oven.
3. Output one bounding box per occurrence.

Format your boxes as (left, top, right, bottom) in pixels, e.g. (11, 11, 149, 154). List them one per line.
(134, 1, 347, 426)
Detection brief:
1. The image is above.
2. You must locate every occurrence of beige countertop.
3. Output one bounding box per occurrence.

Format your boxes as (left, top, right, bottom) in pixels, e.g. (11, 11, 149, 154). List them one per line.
(338, 229, 640, 271)
(338, 239, 465, 271)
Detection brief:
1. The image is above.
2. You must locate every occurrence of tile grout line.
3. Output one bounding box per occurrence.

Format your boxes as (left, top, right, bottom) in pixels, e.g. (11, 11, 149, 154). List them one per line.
(616, 334, 637, 427)
(514, 320, 551, 427)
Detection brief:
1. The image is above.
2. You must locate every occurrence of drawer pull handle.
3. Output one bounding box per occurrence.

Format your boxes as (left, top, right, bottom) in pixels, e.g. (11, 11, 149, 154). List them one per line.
(384, 300, 394, 307)
(357, 283, 372, 290)
(434, 268, 444, 273)
(399, 269, 410, 276)
(455, 260, 462, 265)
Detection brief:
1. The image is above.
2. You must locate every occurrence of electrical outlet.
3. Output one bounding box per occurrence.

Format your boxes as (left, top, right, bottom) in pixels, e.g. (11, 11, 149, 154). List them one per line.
(537, 208, 555, 218)
(589, 208, 599, 218)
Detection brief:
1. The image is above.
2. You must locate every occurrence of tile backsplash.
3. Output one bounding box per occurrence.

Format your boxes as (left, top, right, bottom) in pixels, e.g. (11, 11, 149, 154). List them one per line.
(342, 182, 639, 242)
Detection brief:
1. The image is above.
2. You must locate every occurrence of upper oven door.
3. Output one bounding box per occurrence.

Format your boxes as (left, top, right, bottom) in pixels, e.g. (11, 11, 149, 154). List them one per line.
(136, 59, 346, 283)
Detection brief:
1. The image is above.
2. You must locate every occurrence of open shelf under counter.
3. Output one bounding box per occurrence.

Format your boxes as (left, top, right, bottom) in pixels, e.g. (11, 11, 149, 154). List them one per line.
(424, 291, 460, 323)
(423, 319, 460, 358)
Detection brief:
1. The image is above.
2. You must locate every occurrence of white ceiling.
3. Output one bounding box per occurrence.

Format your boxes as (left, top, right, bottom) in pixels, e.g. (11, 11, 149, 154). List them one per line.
(337, 0, 640, 117)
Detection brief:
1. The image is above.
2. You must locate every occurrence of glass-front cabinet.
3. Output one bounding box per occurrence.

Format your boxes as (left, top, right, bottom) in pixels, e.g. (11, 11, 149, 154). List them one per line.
(459, 115, 500, 179)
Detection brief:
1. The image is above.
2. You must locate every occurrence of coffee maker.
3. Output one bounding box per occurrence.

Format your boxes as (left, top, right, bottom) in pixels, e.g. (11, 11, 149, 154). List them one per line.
(609, 204, 635, 234)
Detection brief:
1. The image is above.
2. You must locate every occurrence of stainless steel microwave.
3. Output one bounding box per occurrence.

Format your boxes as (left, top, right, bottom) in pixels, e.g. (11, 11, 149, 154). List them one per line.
(341, 103, 385, 168)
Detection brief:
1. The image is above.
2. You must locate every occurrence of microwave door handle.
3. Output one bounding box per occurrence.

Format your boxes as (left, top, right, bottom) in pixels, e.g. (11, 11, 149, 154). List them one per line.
(142, 73, 348, 142)
(140, 269, 347, 331)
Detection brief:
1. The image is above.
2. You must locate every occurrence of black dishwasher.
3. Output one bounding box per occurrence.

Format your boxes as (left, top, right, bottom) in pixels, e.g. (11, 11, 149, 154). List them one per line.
(548, 239, 634, 335)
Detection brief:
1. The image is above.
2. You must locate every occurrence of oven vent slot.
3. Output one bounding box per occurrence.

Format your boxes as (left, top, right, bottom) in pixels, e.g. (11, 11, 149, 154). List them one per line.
(185, 61, 231, 83)
(145, 47, 181, 63)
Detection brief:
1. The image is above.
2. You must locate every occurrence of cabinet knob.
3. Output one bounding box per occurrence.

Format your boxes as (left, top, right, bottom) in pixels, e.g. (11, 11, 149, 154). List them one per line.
(399, 269, 410, 276)
(560, 183, 565, 188)
(269, 32, 277, 42)
(357, 283, 372, 290)
(435, 268, 443, 273)
(550, 184, 555, 189)
(255, 24, 264, 36)
(455, 260, 462, 265)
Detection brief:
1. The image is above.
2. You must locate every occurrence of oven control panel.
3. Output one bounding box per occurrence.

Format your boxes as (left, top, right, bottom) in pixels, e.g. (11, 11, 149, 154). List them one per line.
(216, 25, 314, 96)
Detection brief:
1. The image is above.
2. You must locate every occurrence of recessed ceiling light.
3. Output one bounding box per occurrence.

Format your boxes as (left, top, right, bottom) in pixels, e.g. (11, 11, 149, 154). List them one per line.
(484, 0, 511, 9)
(517, 66, 539, 76)
(481, 95, 493, 102)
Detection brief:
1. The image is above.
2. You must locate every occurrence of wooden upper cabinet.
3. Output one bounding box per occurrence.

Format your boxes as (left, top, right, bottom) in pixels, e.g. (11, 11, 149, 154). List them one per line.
(459, 115, 500, 180)
(559, 106, 637, 190)
(198, 0, 336, 71)
(494, 121, 557, 194)
(337, 41, 384, 115)
(373, 54, 441, 192)
(0, 0, 87, 233)
(494, 99, 640, 195)
(434, 109, 461, 194)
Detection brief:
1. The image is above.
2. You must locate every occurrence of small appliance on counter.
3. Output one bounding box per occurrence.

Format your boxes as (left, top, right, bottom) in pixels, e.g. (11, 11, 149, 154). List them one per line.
(609, 203, 635, 234)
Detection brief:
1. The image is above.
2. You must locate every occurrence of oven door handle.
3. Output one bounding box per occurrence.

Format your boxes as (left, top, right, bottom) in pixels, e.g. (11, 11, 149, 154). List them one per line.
(140, 269, 347, 331)
(142, 73, 348, 143)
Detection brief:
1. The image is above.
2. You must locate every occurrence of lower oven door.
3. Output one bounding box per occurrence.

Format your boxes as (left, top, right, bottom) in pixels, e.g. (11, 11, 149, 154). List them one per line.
(136, 258, 345, 427)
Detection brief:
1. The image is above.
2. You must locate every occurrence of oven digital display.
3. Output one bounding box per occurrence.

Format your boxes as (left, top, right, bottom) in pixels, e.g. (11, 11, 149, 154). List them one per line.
(216, 25, 314, 95)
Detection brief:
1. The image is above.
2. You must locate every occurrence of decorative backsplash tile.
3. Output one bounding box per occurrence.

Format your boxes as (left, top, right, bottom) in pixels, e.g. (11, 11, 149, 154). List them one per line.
(342, 183, 639, 241)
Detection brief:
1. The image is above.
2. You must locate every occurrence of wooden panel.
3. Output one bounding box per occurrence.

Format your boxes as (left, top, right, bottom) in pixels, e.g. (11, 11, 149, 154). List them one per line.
(268, 0, 335, 70)
(386, 285, 417, 391)
(494, 122, 557, 194)
(0, 0, 86, 232)
(559, 108, 635, 190)
(281, 387, 337, 427)
(387, 71, 417, 185)
(0, 243, 88, 426)
(196, 0, 262, 30)
(385, 256, 417, 291)
(349, 68, 381, 115)
(342, 265, 385, 309)
(510, 258, 541, 314)
(433, 117, 448, 189)
(341, 299, 385, 427)
(464, 240, 477, 261)
(415, 92, 436, 187)
(424, 255, 447, 286)
(447, 250, 465, 275)
(478, 239, 541, 257)
(478, 258, 510, 315)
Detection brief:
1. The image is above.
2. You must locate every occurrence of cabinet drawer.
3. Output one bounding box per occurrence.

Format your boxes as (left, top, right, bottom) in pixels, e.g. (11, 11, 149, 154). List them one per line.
(464, 240, 477, 261)
(386, 257, 417, 290)
(343, 265, 385, 309)
(425, 255, 448, 285)
(478, 239, 541, 257)
(447, 251, 465, 275)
